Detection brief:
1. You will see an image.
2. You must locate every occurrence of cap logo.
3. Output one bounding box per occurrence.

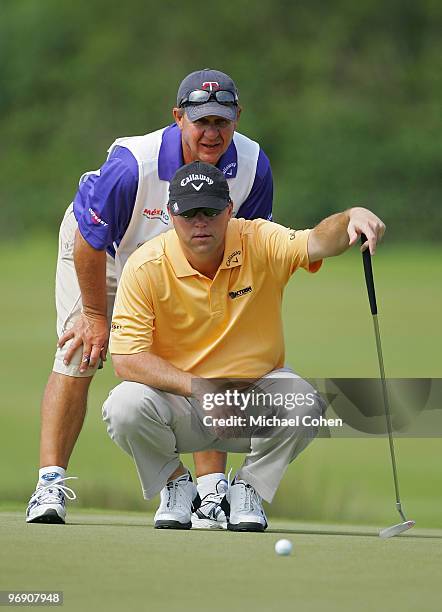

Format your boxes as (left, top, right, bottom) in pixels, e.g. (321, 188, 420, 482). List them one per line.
(222, 162, 237, 177)
(172, 202, 179, 213)
(202, 81, 220, 92)
(191, 183, 204, 191)
(180, 174, 214, 187)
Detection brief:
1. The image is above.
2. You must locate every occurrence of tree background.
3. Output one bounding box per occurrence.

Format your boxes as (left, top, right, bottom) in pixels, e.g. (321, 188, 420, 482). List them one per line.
(1, 0, 441, 240)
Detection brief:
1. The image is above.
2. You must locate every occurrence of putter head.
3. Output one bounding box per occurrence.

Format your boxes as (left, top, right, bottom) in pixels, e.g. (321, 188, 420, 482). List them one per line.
(379, 520, 415, 539)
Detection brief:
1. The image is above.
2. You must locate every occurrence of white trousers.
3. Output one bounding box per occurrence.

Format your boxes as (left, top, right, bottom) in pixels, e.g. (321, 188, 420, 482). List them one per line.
(102, 368, 325, 502)
(53, 204, 117, 377)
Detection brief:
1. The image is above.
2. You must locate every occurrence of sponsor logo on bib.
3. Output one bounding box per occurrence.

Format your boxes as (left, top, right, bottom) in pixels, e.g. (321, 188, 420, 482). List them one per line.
(142, 208, 169, 225)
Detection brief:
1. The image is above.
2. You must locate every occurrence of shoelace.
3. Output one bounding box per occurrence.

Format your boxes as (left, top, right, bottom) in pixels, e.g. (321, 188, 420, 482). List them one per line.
(31, 476, 78, 505)
(165, 476, 191, 511)
(238, 484, 252, 511)
(231, 477, 261, 513)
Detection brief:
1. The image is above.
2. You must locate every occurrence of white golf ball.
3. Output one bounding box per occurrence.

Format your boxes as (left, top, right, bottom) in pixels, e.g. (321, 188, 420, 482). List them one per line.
(275, 538, 293, 556)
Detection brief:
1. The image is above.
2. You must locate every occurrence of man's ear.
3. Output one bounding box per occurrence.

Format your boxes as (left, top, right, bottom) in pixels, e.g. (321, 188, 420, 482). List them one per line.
(167, 204, 175, 225)
(172, 108, 184, 128)
(227, 201, 234, 218)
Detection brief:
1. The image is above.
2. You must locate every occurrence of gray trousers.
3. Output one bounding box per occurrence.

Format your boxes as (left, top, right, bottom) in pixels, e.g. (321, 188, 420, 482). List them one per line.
(102, 368, 325, 503)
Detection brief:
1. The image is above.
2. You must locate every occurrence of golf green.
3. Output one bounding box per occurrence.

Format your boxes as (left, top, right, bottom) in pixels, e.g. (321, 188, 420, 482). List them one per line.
(1, 510, 441, 612)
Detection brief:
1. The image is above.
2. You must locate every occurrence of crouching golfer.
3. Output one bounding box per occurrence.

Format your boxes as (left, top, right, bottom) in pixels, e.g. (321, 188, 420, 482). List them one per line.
(103, 161, 385, 531)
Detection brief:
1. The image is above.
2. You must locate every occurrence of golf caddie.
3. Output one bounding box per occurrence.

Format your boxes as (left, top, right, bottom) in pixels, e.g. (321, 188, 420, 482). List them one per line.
(103, 161, 385, 531)
(26, 68, 273, 529)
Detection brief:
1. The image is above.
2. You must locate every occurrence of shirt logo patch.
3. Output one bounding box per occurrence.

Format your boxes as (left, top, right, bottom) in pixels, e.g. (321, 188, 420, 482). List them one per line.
(229, 286, 252, 299)
(111, 322, 123, 331)
(142, 208, 170, 225)
(88, 208, 108, 227)
(226, 250, 241, 267)
(222, 162, 236, 177)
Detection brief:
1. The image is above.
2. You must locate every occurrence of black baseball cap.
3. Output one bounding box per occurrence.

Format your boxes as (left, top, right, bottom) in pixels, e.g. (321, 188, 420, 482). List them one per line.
(169, 162, 231, 215)
(176, 68, 239, 122)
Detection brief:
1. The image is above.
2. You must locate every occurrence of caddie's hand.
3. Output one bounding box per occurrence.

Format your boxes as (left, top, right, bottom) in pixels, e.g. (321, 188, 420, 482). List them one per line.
(347, 207, 386, 255)
(58, 312, 109, 373)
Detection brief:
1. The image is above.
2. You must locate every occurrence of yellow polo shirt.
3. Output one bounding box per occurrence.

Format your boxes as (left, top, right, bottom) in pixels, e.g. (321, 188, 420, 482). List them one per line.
(110, 218, 321, 378)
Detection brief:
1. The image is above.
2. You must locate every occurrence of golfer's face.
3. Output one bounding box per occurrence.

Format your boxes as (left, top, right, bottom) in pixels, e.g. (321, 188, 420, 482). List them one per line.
(172, 204, 233, 257)
(175, 113, 237, 165)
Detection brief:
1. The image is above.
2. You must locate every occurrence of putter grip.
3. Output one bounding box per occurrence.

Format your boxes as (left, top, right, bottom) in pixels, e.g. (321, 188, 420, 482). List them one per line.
(361, 233, 378, 315)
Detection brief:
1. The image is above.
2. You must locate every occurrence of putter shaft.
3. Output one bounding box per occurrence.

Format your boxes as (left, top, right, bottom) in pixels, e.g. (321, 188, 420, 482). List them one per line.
(371, 314, 407, 523)
(360, 234, 409, 525)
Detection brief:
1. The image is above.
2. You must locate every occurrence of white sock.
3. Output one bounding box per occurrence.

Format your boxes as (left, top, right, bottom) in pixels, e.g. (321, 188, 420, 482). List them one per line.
(197, 473, 227, 499)
(38, 466, 66, 485)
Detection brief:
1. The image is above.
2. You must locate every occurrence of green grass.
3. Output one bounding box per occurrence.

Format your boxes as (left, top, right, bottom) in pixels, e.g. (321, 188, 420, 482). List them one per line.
(1, 510, 441, 612)
(1, 238, 441, 529)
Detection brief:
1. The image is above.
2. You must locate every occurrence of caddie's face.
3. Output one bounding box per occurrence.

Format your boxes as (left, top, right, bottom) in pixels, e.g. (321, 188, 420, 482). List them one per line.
(173, 110, 240, 165)
(170, 203, 233, 258)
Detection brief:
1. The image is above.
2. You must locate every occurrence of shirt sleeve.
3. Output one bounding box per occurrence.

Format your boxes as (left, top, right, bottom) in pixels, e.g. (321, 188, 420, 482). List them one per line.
(73, 146, 139, 250)
(109, 259, 155, 354)
(236, 149, 273, 221)
(253, 220, 322, 286)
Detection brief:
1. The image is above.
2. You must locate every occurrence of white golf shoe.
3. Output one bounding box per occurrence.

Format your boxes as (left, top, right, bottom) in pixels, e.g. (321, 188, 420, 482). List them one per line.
(191, 477, 228, 530)
(26, 475, 78, 524)
(154, 471, 201, 530)
(227, 478, 268, 532)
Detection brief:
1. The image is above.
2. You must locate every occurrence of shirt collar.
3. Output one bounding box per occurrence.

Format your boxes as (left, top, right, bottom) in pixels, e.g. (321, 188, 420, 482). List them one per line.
(164, 219, 243, 278)
(158, 123, 238, 181)
(220, 220, 243, 269)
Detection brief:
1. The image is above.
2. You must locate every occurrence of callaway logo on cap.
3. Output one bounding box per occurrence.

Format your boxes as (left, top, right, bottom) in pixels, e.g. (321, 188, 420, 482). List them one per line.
(169, 161, 231, 215)
(180, 174, 214, 190)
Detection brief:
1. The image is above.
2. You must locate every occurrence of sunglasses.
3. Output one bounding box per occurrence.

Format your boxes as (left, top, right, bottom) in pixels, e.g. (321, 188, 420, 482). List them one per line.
(179, 207, 226, 219)
(179, 89, 238, 107)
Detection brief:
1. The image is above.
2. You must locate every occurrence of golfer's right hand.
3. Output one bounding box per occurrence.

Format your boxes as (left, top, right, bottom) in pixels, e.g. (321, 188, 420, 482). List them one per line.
(58, 312, 109, 372)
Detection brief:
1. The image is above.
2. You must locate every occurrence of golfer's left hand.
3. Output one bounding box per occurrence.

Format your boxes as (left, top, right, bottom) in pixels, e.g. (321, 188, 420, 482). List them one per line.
(347, 207, 386, 255)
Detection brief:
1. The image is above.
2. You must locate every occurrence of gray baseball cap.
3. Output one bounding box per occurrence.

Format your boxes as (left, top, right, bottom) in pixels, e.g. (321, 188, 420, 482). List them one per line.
(176, 68, 239, 122)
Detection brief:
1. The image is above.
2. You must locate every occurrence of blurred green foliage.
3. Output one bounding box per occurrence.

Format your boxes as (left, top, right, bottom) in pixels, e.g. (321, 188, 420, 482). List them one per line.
(1, 0, 441, 239)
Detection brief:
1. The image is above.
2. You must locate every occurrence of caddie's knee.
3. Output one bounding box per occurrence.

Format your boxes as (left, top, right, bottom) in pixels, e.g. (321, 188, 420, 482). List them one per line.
(102, 381, 148, 436)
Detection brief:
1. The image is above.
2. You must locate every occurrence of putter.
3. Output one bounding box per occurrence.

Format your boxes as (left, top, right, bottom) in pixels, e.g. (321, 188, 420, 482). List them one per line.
(360, 234, 415, 538)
